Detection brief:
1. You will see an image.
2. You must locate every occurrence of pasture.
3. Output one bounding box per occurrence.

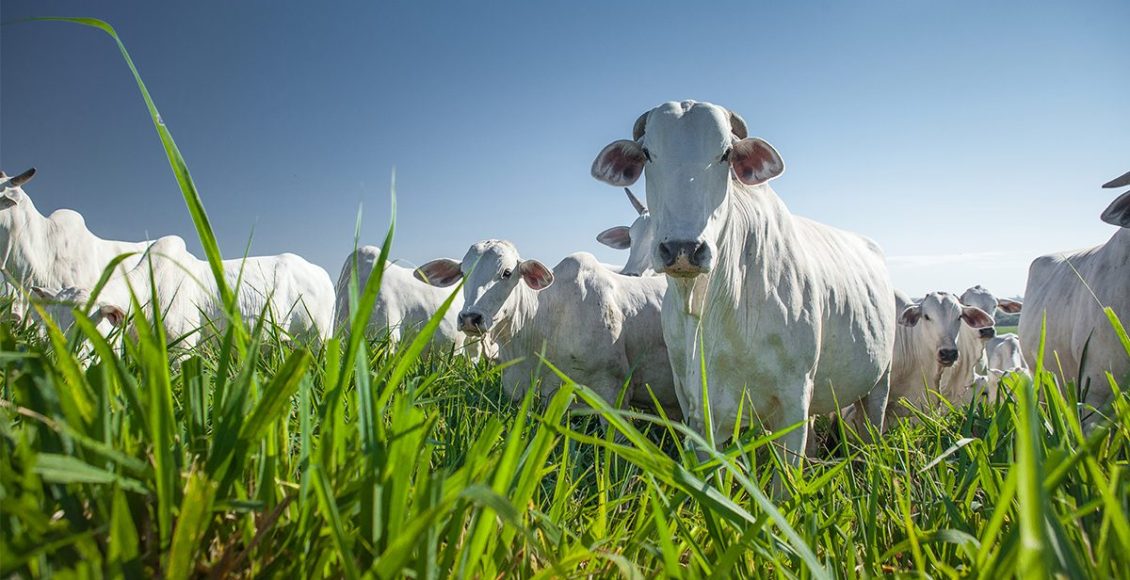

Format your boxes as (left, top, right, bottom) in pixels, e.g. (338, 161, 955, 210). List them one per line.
(2, 18, 1129, 579)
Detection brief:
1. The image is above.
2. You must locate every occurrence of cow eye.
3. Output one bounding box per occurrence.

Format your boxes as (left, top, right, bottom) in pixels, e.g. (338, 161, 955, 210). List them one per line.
(642, 148, 652, 162)
(501, 269, 512, 279)
(923, 314, 931, 321)
(721, 148, 731, 163)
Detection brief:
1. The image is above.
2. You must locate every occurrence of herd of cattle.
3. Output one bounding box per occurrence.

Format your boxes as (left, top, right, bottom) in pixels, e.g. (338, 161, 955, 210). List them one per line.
(3, 100, 1127, 460)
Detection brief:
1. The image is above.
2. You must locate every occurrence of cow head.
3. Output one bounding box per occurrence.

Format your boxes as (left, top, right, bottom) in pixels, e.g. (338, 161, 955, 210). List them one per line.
(596, 188, 655, 276)
(415, 240, 552, 336)
(591, 101, 783, 277)
(987, 333, 1027, 375)
(1, 168, 37, 210)
(899, 292, 994, 367)
(959, 285, 1021, 339)
(29, 286, 126, 336)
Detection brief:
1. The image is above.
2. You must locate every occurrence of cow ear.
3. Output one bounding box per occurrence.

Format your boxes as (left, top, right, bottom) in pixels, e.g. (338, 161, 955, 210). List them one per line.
(592, 140, 647, 186)
(997, 298, 1022, 313)
(596, 226, 631, 250)
(1, 188, 22, 208)
(415, 259, 462, 287)
(1102, 170, 1130, 189)
(100, 304, 127, 327)
(730, 138, 784, 186)
(518, 260, 553, 290)
(898, 305, 922, 327)
(961, 306, 994, 329)
(1100, 191, 1130, 228)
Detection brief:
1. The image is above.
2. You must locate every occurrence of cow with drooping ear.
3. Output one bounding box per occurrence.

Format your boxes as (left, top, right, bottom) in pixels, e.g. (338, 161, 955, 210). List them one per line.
(596, 188, 657, 276)
(29, 285, 127, 337)
(1019, 170, 1130, 427)
(416, 240, 680, 418)
(591, 101, 895, 466)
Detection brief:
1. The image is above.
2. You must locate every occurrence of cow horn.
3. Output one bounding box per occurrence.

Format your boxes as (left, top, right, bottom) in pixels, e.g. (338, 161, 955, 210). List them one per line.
(632, 111, 649, 141)
(624, 187, 647, 215)
(729, 111, 748, 140)
(1102, 170, 1130, 189)
(9, 168, 36, 187)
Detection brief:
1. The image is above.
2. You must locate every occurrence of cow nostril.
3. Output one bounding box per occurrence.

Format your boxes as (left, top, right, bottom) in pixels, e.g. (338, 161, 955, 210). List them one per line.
(939, 349, 959, 362)
(690, 242, 709, 266)
(658, 242, 675, 266)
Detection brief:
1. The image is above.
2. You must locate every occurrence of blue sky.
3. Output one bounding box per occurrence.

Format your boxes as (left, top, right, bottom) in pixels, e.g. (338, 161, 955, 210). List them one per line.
(2, 1, 1127, 297)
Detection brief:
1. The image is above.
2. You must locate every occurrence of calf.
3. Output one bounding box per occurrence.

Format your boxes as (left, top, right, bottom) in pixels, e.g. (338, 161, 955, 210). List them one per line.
(886, 291, 995, 419)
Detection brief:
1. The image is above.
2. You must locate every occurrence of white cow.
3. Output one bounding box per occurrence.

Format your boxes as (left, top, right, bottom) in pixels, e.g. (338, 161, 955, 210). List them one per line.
(32, 235, 334, 347)
(954, 285, 1023, 385)
(591, 100, 895, 460)
(885, 291, 996, 419)
(416, 240, 680, 417)
(596, 188, 656, 276)
(1019, 171, 1130, 419)
(1, 168, 149, 290)
(30, 285, 127, 348)
(984, 333, 1030, 388)
(2, 168, 334, 344)
(333, 245, 469, 353)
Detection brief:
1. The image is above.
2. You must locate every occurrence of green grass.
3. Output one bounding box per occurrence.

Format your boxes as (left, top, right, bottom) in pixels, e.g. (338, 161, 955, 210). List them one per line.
(995, 326, 1018, 336)
(2, 18, 1129, 578)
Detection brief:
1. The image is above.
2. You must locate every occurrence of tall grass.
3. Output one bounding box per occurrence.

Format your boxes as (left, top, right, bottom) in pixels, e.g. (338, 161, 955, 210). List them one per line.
(1, 18, 1128, 577)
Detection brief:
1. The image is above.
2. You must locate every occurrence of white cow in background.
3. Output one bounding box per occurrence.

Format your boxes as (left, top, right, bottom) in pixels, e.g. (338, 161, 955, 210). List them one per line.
(884, 291, 996, 420)
(1019, 171, 1130, 421)
(955, 285, 1023, 386)
(1, 168, 149, 291)
(333, 245, 472, 354)
(596, 188, 656, 276)
(3, 167, 334, 344)
(591, 100, 895, 460)
(32, 235, 334, 347)
(416, 240, 680, 417)
(984, 333, 1030, 388)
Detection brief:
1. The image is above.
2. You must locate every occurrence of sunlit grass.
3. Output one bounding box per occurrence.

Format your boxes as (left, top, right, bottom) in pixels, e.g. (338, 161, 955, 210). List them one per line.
(0, 17, 1127, 578)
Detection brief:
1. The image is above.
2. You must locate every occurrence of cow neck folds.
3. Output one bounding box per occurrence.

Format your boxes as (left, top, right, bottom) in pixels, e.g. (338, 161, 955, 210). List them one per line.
(490, 279, 541, 351)
(672, 181, 796, 319)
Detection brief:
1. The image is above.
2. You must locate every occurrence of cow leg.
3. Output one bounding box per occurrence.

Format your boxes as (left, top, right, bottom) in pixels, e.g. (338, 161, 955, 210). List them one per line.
(851, 366, 890, 442)
(772, 378, 814, 470)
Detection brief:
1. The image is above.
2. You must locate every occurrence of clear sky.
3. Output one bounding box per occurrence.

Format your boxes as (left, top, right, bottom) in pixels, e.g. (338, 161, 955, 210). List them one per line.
(2, 1, 1127, 298)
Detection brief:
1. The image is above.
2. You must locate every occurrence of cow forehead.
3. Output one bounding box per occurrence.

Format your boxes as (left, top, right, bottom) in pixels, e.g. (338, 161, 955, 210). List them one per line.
(463, 240, 519, 274)
(56, 287, 90, 303)
(921, 292, 962, 317)
(646, 102, 731, 148)
(960, 286, 995, 310)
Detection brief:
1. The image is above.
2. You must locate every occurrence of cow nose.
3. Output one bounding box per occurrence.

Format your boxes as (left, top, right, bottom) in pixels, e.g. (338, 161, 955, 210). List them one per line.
(938, 348, 959, 366)
(658, 240, 710, 274)
(979, 326, 996, 340)
(457, 312, 484, 333)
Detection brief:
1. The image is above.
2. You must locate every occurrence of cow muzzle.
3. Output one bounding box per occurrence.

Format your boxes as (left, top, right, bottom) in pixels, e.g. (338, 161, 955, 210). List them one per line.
(657, 240, 712, 277)
(457, 311, 487, 335)
(979, 326, 996, 340)
(937, 348, 959, 367)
